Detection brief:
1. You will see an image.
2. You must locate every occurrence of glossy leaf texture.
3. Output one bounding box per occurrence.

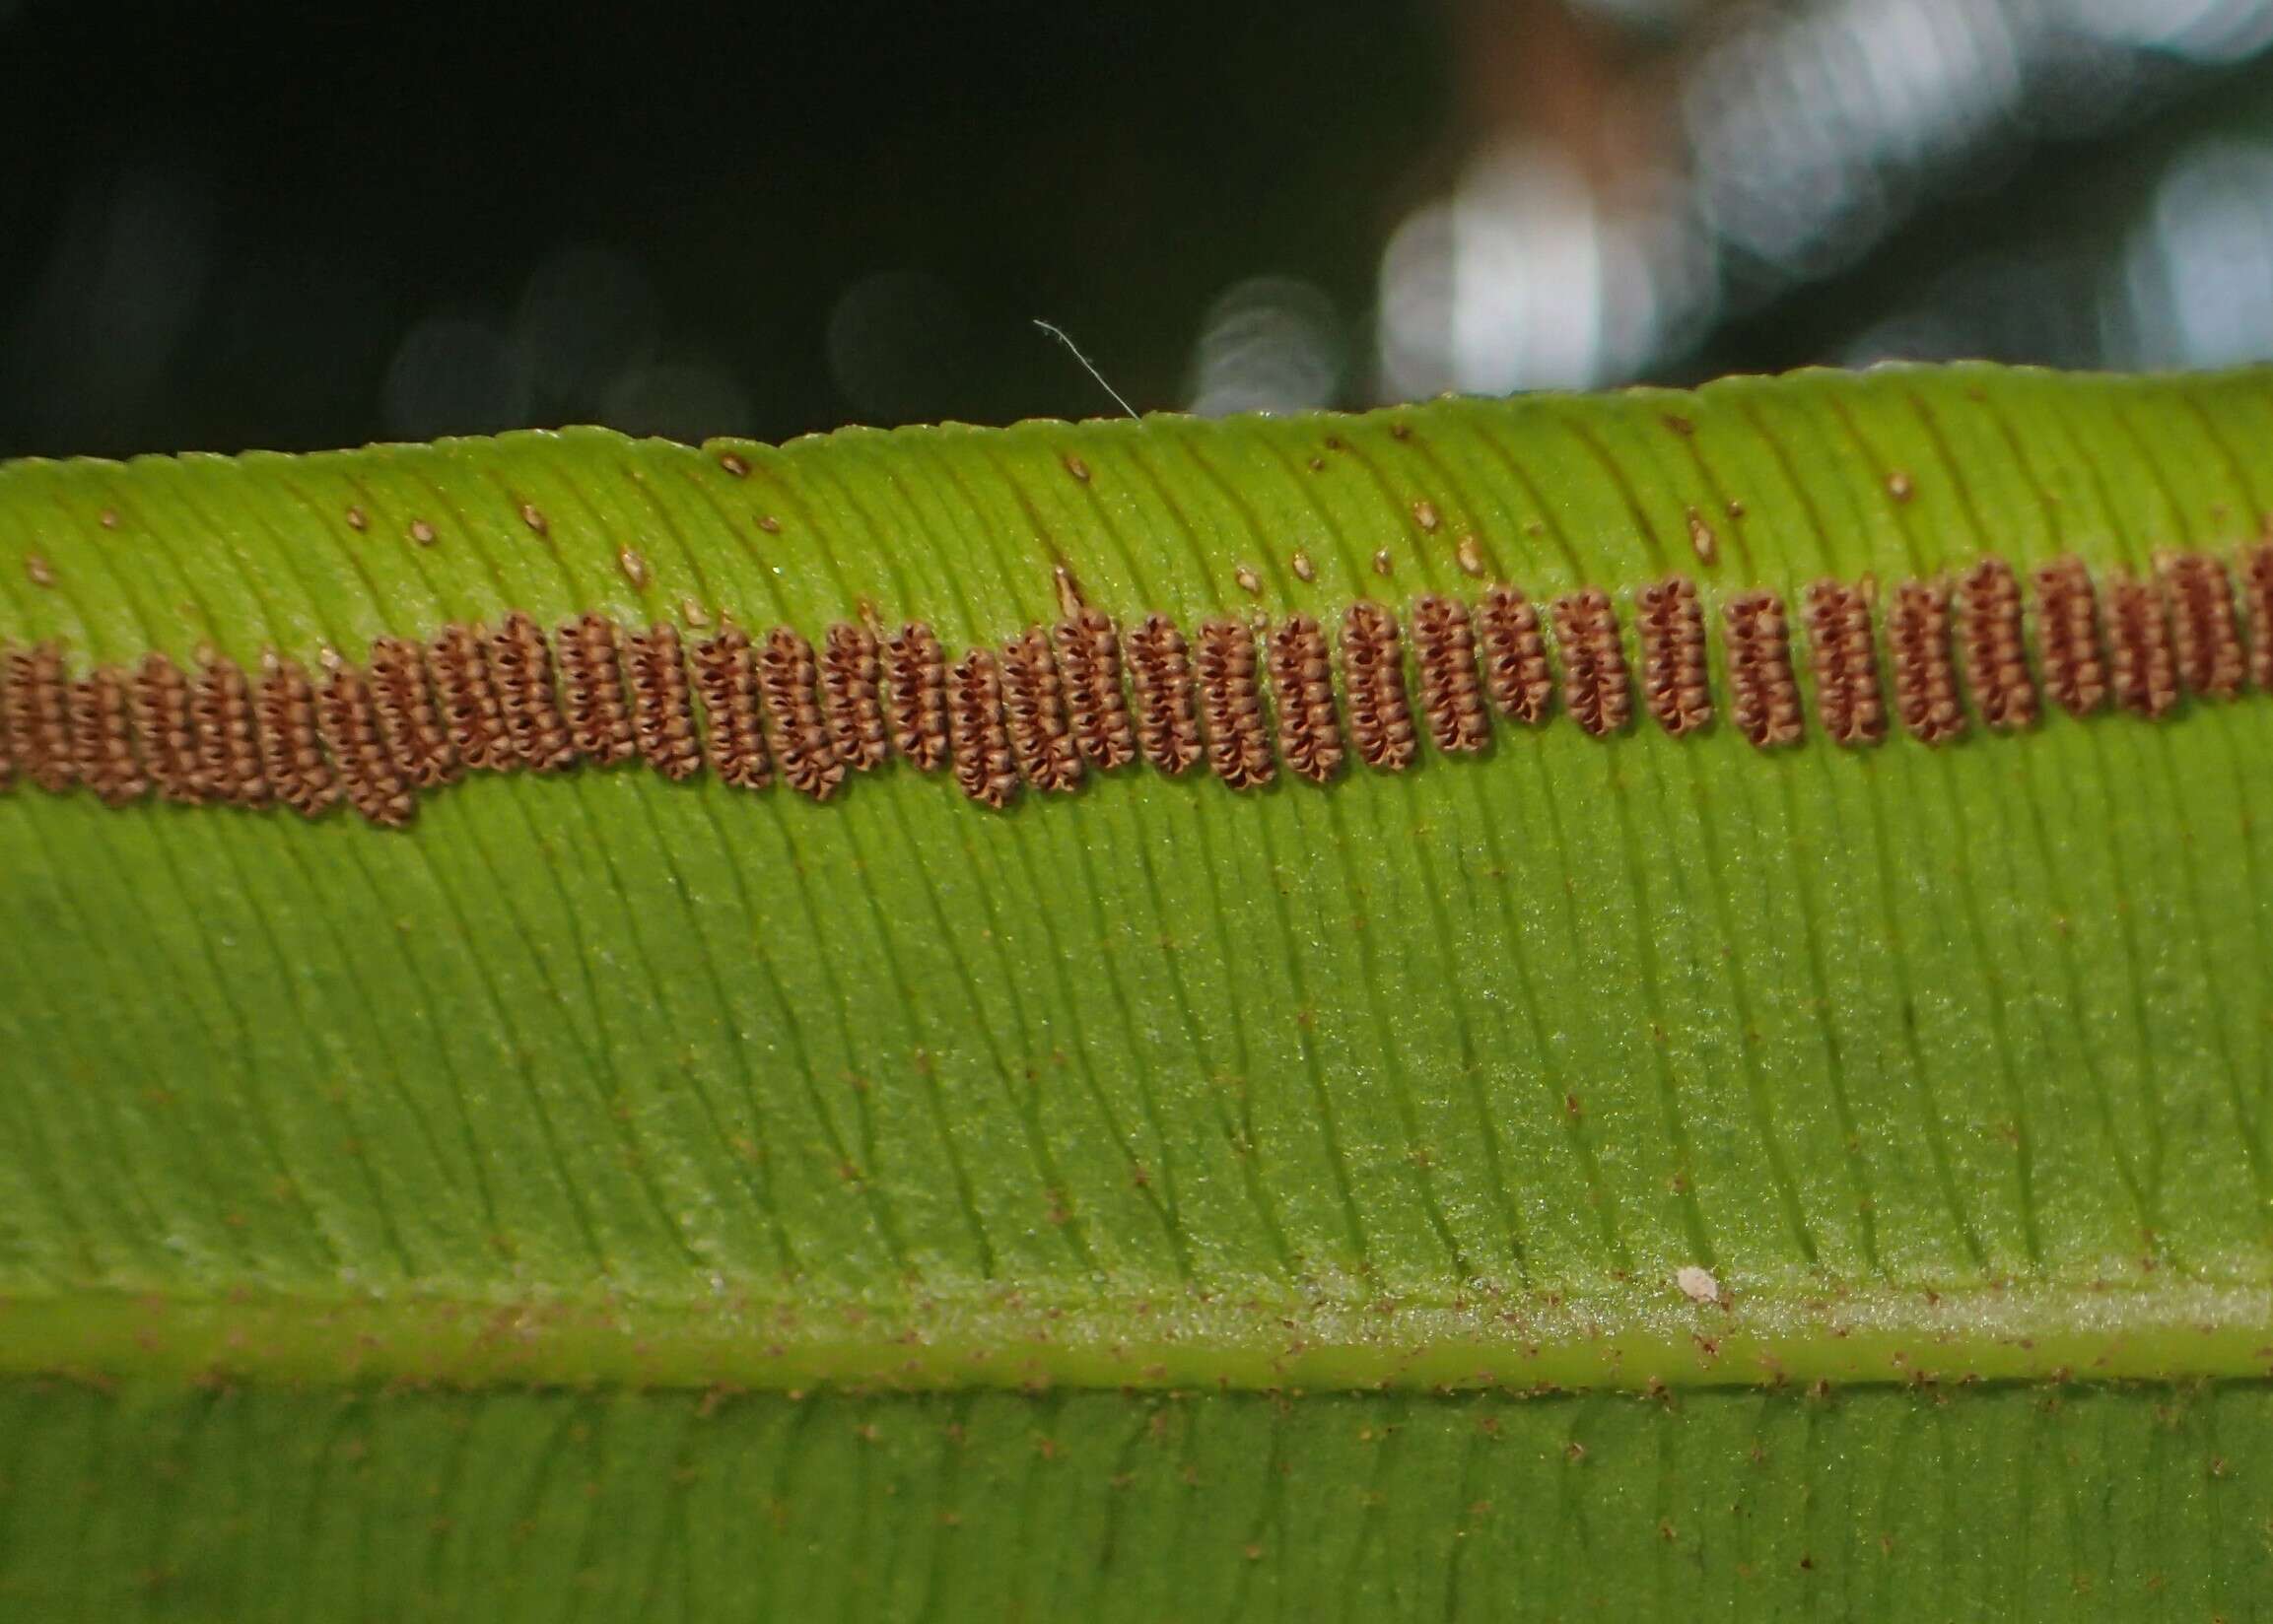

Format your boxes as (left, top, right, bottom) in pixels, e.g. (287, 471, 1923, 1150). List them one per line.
(5, 363, 2273, 1617)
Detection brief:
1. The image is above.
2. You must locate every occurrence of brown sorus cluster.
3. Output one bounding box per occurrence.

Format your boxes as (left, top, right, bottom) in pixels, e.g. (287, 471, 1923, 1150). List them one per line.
(489, 612, 577, 774)
(999, 627, 1083, 794)
(759, 627, 845, 802)
(256, 655, 339, 818)
(1636, 576, 1713, 738)
(557, 613, 637, 767)
(883, 621, 951, 774)
(1341, 600, 1417, 770)
(1268, 613, 1344, 784)
(690, 627, 773, 790)
(131, 650, 201, 802)
(1802, 579, 1887, 747)
(625, 624, 703, 781)
(1889, 580, 1965, 745)
(2107, 575, 2179, 719)
(1478, 584, 1553, 724)
(6, 545, 2267, 828)
(1958, 558, 2037, 732)
(429, 625, 513, 774)
(820, 622, 889, 773)
(2246, 542, 2273, 692)
(2032, 558, 2107, 718)
(948, 647, 1018, 809)
(1412, 594, 1490, 754)
(1551, 587, 1630, 738)
(69, 668, 144, 807)
(368, 636, 459, 788)
(1055, 608, 1136, 772)
(2163, 550, 2245, 701)
(1125, 614, 1203, 777)
(1723, 590, 1803, 749)
(315, 657, 414, 828)
(1196, 618, 1274, 789)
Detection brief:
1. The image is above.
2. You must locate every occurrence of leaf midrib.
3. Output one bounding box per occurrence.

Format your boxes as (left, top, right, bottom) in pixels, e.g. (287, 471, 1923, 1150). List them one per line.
(6, 1274, 2268, 1391)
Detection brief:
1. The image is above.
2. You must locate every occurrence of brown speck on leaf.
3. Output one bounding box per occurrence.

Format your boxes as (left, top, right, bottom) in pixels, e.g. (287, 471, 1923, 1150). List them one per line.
(98, 508, 120, 529)
(1887, 471, 1914, 502)
(519, 502, 547, 534)
(1389, 422, 1412, 440)
(1234, 565, 1263, 596)
(1063, 453, 1090, 483)
(1662, 413, 1694, 438)
(1291, 549, 1316, 583)
(25, 554, 54, 587)
(1307, 456, 1325, 472)
(619, 548, 650, 589)
(1685, 506, 1717, 565)
(408, 518, 437, 546)
(344, 506, 368, 532)
(1372, 548, 1393, 576)
(757, 514, 783, 534)
(1456, 537, 1486, 577)
(681, 597, 711, 629)
(1412, 500, 1441, 533)
(718, 451, 751, 478)
(1727, 498, 1747, 519)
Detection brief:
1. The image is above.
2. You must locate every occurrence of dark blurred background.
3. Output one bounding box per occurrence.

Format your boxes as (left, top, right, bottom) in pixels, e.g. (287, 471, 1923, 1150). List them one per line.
(5, 0, 2272, 459)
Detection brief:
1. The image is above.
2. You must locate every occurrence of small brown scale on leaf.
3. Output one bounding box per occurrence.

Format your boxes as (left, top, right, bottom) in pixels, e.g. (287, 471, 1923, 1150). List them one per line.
(1196, 618, 1274, 789)
(690, 627, 773, 790)
(1636, 577, 1713, 738)
(820, 622, 890, 773)
(1267, 613, 1344, 784)
(1125, 614, 1203, 776)
(1341, 600, 1417, 770)
(131, 651, 203, 802)
(315, 656, 415, 828)
(1411, 593, 1490, 754)
(948, 647, 1019, 809)
(1889, 581, 1965, 745)
(1055, 608, 1136, 771)
(999, 627, 1083, 793)
(1958, 557, 2037, 732)
(1802, 579, 1886, 747)
(257, 654, 341, 818)
(194, 654, 272, 805)
(883, 622, 950, 774)
(70, 668, 145, 806)
(555, 613, 637, 767)
(488, 612, 578, 773)
(2032, 557, 2107, 718)
(2162, 550, 2245, 700)
(1551, 588, 1630, 737)
(759, 627, 845, 802)
(2107, 575, 2179, 719)
(625, 624, 704, 782)
(1479, 585, 1553, 724)
(428, 625, 515, 774)
(366, 636, 459, 788)
(1723, 591, 1804, 749)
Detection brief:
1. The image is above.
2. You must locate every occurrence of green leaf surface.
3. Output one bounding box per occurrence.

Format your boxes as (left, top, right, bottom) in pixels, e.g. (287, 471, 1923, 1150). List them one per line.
(5, 362, 2273, 1615)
